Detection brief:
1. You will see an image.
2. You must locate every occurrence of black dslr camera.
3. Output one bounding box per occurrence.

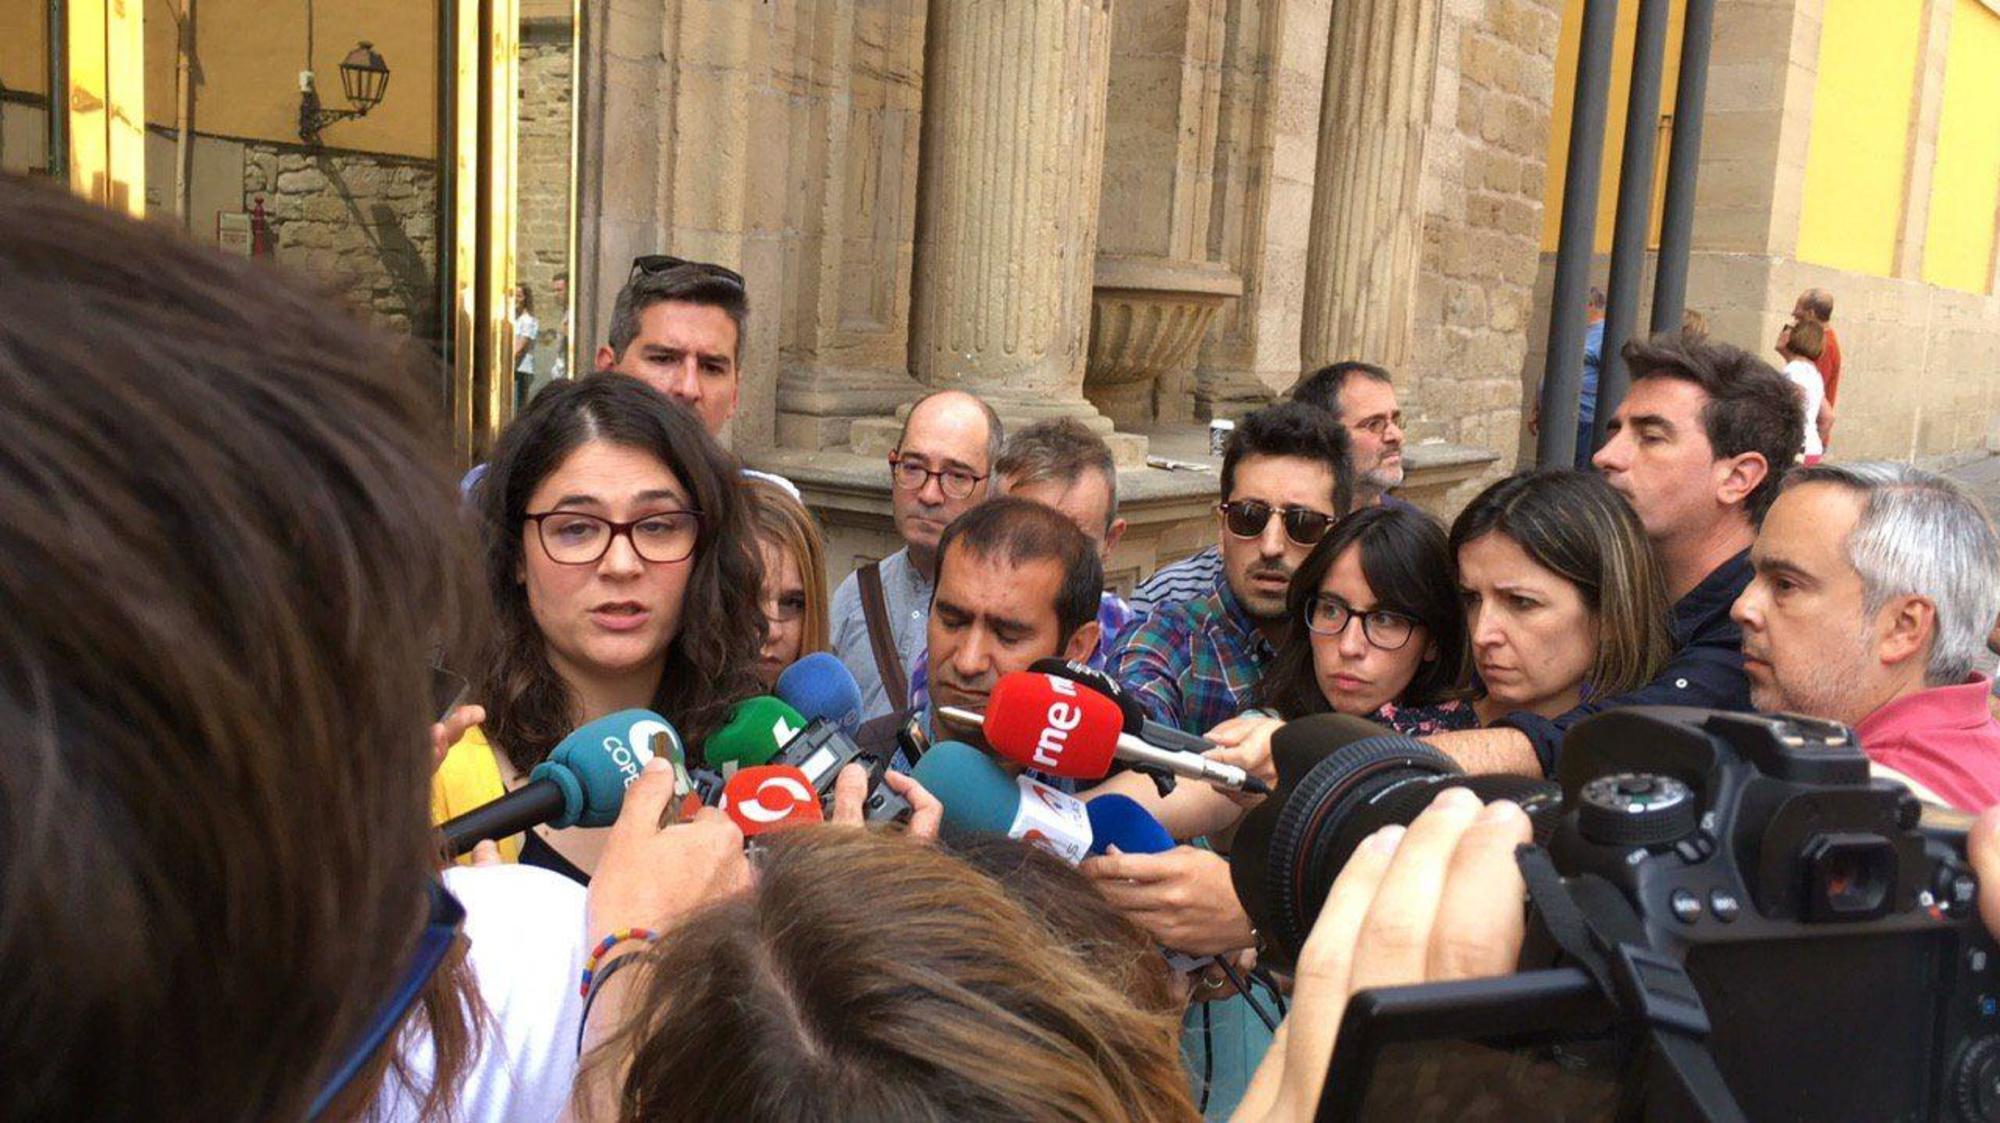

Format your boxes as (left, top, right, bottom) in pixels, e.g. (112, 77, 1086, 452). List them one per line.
(1232, 707, 1999, 1122)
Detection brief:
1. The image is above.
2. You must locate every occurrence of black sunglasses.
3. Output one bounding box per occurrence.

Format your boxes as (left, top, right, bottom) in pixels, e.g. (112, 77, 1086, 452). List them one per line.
(1218, 500, 1337, 547)
(628, 254, 745, 289)
(308, 881, 466, 1118)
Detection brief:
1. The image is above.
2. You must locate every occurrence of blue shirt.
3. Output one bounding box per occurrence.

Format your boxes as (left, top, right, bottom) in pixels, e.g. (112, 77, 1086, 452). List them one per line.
(1498, 548, 1754, 774)
(1579, 319, 1605, 426)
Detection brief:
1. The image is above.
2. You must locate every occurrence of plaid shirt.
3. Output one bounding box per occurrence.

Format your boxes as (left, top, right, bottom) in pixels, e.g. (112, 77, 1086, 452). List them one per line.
(1112, 578, 1275, 737)
(909, 591, 1140, 715)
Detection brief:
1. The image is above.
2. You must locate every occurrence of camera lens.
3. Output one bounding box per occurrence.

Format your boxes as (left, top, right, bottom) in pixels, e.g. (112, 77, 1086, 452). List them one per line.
(1231, 728, 1561, 970)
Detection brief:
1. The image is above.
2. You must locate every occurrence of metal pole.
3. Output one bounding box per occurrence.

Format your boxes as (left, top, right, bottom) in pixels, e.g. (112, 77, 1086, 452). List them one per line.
(1650, 0, 1716, 334)
(1535, 0, 1620, 469)
(47, 0, 67, 181)
(1590, 0, 1671, 452)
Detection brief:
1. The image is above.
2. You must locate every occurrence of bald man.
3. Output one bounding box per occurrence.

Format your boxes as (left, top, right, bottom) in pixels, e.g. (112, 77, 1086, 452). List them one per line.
(830, 390, 1005, 720)
(1794, 288, 1842, 411)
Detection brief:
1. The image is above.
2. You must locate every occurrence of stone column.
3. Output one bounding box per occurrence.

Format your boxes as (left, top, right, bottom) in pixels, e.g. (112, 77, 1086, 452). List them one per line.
(878, 0, 1143, 461)
(1299, 0, 1442, 373)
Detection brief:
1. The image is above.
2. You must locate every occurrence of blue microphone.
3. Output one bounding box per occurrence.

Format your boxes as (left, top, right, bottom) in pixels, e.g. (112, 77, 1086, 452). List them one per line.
(776, 652, 863, 735)
(437, 709, 685, 856)
(1084, 794, 1175, 856)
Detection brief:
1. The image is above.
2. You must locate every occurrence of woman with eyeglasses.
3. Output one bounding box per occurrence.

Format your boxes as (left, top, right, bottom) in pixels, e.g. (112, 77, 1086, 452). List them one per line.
(1450, 469, 1673, 728)
(746, 478, 831, 689)
(1257, 506, 1475, 734)
(432, 374, 765, 879)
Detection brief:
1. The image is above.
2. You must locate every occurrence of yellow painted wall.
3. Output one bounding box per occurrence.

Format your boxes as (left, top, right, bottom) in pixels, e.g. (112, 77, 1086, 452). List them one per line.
(1921, 0, 2000, 293)
(0, 3, 52, 96)
(1539, 0, 1688, 253)
(1796, 0, 1925, 276)
(141, 0, 436, 158)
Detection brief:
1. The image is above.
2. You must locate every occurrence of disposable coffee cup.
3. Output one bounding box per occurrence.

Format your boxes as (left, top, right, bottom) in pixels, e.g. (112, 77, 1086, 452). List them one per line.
(1208, 418, 1235, 457)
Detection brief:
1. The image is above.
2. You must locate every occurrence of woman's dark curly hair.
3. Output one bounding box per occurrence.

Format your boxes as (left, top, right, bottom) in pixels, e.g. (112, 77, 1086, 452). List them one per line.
(1257, 504, 1471, 720)
(475, 374, 765, 773)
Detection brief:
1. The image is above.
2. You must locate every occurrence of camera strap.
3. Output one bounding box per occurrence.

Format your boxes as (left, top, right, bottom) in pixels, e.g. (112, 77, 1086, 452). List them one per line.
(1515, 845, 1748, 1123)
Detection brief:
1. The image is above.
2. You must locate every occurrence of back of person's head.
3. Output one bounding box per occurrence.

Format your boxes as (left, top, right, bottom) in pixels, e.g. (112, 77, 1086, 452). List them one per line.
(1289, 360, 1391, 421)
(477, 374, 764, 772)
(1220, 401, 1356, 514)
(607, 261, 750, 362)
(0, 175, 475, 1118)
(1785, 317, 1825, 362)
(1681, 307, 1708, 343)
(937, 497, 1103, 645)
(747, 477, 831, 657)
(995, 417, 1120, 527)
(1450, 470, 1673, 700)
(593, 829, 1198, 1123)
(1786, 463, 2000, 687)
(1263, 505, 1470, 717)
(1619, 333, 1803, 522)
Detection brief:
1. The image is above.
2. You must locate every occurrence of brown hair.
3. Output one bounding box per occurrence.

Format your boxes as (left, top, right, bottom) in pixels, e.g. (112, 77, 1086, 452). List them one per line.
(747, 479, 831, 659)
(1784, 317, 1825, 362)
(1450, 470, 1674, 701)
(587, 829, 1197, 1123)
(1680, 307, 1708, 343)
(938, 497, 1105, 646)
(0, 174, 476, 1118)
(1618, 333, 1804, 522)
(995, 417, 1121, 528)
(476, 374, 766, 773)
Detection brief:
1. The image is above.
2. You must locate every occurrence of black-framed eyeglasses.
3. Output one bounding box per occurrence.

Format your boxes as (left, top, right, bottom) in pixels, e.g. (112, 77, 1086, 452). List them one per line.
(1218, 500, 1337, 547)
(889, 453, 987, 500)
(308, 881, 465, 1118)
(1304, 594, 1420, 650)
(525, 509, 703, 565)
(1352, 410, 1404, 437)
(629, 254, 745, 290)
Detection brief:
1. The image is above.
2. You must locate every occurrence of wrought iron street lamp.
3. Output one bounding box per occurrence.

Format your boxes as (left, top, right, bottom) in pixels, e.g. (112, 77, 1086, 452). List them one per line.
(299, 41, 390, 145)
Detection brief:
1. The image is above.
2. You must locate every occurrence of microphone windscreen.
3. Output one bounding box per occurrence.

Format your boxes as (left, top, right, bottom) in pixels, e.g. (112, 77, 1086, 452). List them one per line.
(705, 696, 808, 771)
(536, 709, 682, 829)
(910, 741, 1018, 836)
(983, 672, 1123, 780)
(1085, 794, 1174, 856)
(1027, 656, 1144, 734)
(719, 764, 825, 836)
(775, 652, 863, 734)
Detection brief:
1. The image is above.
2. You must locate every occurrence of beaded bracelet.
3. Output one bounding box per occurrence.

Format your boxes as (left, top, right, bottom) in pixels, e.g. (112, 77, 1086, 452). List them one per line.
(576, 949, 647, 1057)
(578, 928, 659, 997)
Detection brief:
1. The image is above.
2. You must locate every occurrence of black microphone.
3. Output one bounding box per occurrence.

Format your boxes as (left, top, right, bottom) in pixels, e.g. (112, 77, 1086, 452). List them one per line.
(439, 709, 685, 857)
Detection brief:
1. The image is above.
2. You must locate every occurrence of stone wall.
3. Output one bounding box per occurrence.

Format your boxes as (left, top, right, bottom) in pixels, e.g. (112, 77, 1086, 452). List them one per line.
(518, 22, 573, 319)
(1408, 0, 1561, 506)
(243, 145, 441, 341)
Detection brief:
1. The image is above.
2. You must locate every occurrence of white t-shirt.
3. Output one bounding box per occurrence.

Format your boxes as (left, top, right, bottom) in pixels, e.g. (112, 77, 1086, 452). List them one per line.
(1783, 358, 1825, 458)
(513, 312, 541, 375)
(371, 863, 588, 1123)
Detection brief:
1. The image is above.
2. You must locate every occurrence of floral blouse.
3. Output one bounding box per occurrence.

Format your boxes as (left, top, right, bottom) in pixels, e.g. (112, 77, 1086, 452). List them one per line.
(1371, 697, 1478, 737)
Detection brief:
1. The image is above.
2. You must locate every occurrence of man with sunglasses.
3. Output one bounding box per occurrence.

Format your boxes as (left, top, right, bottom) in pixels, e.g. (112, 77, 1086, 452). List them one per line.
(1113, 403, 1354, 736)
(830, 389, 1005, 721)
(596, 255, 750, 438)
(1128, 361, 1408, 616)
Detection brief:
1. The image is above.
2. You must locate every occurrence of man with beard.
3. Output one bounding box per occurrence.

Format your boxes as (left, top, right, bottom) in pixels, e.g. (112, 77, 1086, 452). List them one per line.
(1732, 463, 2000, 811)
(1114, 403, 1353, 734)
(1129, 362, 1399, 615)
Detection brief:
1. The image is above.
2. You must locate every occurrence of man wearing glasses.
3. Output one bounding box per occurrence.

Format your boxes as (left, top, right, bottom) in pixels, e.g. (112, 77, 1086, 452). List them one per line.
(1128, 361, 1407, 615)
(1113, 402, 1353, 735)
(829, 389, 1004, 721)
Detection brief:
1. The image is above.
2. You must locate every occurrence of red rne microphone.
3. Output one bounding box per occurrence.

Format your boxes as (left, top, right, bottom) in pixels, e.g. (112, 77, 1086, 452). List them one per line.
(718, 764, 824, 837)
(982, 672, 1125, 780)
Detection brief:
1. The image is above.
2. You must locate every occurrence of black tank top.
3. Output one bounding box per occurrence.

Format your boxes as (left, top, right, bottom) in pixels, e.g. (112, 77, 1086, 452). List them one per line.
(518, 829, 589, 886)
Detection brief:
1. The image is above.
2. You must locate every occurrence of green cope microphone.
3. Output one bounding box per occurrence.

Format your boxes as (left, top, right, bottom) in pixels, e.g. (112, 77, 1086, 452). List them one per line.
(704, 695, 808, 774)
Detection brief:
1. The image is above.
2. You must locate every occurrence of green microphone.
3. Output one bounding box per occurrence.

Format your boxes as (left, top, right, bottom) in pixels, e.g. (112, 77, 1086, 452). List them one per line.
(704, 695, 808, 774)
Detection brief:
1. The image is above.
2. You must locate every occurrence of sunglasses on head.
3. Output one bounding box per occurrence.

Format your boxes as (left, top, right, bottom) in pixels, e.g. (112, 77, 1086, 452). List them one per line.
(628, 255, 745, 289)
(1217, 499, 1337, 546)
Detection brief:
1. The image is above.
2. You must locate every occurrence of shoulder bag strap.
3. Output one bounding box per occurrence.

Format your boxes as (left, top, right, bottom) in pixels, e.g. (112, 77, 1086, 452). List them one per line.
(856, 561, 910, 714)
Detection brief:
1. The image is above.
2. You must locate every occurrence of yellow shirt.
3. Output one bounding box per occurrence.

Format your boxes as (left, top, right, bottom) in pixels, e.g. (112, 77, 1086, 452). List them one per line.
(431, 726, 524, 864)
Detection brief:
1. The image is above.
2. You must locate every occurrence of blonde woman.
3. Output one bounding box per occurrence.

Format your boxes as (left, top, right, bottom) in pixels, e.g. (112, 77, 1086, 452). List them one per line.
(746, 478, 831, 688)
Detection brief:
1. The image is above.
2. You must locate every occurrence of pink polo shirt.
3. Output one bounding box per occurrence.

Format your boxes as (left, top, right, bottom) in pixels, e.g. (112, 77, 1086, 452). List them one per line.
(1856, 675, 2000, 813)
